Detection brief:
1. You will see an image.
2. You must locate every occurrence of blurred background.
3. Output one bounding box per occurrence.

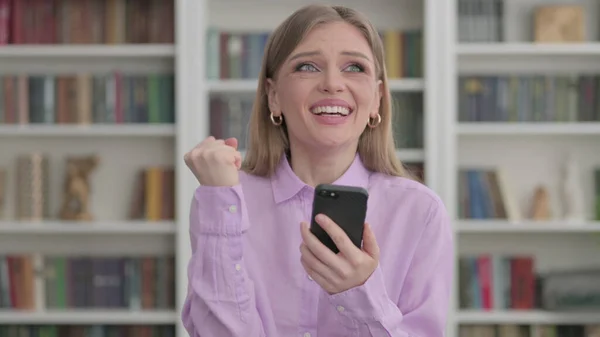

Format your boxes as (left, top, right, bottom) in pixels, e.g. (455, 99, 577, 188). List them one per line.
(0, 0, 598, 337)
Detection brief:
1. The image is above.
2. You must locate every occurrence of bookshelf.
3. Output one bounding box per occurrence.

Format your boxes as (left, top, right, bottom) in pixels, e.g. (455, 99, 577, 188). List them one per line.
(441, 0, 600, 336)
(0, 0, 185, 336)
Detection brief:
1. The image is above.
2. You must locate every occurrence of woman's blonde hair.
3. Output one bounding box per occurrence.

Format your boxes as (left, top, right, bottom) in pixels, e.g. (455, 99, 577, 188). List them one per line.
(242, 4, 410, 179)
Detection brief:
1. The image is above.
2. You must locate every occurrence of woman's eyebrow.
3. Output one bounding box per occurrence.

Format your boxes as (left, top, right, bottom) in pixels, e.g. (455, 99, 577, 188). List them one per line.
(288, 50, 371, 62)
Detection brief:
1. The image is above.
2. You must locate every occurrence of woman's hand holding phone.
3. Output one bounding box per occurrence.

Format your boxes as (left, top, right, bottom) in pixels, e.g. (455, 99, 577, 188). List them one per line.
(184, 136, 242, 186)
(299, 214, 380, 295)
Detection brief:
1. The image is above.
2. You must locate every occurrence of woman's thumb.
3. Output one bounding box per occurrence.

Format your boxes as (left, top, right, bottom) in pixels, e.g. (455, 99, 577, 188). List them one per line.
(224, 137, 238, 150)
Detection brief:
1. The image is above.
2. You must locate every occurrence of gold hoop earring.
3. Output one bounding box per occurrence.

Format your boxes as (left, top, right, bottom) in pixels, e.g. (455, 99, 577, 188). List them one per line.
(270, 112, 283, 126)
(368, 114, 381, 128)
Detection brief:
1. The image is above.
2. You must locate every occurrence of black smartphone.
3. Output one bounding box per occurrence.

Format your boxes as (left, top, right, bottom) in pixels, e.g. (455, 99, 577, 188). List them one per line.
(309, 184, 369, 254)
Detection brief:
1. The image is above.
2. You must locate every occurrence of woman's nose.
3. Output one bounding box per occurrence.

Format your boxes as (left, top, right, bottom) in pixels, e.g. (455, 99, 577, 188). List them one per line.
(318, 71, 345, 93)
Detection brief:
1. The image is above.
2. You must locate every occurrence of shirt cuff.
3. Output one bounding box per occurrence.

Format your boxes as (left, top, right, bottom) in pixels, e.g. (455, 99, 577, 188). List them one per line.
(327, 264, 398, 323)
(192, 184, 248, 236)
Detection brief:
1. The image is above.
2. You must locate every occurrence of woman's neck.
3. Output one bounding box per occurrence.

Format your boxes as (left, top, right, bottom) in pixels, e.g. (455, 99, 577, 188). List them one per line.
(288, 142, 357, 187)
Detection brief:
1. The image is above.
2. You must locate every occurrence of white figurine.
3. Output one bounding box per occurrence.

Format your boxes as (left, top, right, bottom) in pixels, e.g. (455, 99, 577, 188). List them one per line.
(561, 156, 586, 223)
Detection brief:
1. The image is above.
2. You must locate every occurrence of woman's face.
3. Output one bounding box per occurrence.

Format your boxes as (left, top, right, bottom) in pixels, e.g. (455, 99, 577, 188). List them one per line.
(267, 21, 382, 153)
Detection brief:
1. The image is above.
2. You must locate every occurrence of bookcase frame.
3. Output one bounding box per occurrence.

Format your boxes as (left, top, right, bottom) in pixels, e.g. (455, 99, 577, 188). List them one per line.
(440, 0, 600, 336)
(0, 0, 196, 336)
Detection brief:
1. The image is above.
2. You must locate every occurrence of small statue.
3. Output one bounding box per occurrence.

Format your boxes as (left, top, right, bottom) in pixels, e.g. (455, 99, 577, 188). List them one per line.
(530, 185, 551, 220)
(560, 156, 585, 223)
(59, 155, 99, 221)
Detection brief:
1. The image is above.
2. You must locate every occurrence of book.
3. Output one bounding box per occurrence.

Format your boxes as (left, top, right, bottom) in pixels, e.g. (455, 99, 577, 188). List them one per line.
(595, 169, 600, 221)
(0, 73, 175, 125)
(0, 0, 174, 45)
(0, 254, 175, 310)
(457, 0, 504, 43)
(16, 153, 50, 221)
(0, 167, 5, 219)
(457, 75, 600, 123)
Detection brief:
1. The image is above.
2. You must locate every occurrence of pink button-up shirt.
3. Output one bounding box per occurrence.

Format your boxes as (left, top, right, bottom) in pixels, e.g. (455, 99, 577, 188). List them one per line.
(182, 153, 454, 337)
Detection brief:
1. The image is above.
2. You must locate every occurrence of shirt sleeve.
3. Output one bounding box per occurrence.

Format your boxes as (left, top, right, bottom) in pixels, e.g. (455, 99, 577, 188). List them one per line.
(325, 200, 454, 337)
(181, 184, 268, 337)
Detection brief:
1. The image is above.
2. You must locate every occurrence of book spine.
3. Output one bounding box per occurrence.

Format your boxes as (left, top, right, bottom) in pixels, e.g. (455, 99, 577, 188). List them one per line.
(16, 153, 49, 221)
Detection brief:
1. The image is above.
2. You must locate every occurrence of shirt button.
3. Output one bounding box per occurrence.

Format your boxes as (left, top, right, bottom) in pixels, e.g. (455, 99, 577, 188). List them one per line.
(303, 333, 311, 337)
(337, 305, 345, 312)
(235, 264, 241, 271)
(228, 205, 237, 213)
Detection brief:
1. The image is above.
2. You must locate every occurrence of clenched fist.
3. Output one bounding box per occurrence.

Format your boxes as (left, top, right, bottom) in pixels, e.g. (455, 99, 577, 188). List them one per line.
(184, 136, 242, 186)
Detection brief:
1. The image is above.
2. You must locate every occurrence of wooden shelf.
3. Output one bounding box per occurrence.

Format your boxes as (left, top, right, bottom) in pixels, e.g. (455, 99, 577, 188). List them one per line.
(0, 221, 176, 235)
(457, 220, 600, 233)
(207, 78, 424, 93)
(0, 44, 176, 58)
(457, 122, 600, 136)
(457, 310, 600, 325)
(0, 124, 176, 137)
(0, 310, 178, 324)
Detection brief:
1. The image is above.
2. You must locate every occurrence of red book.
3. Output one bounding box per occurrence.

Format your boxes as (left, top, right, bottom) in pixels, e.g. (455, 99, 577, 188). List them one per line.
(511, 256, 535, 309)
(0, 0, 10, 44)
(10, 0, 22, 43)
(477, 255, 493, 309)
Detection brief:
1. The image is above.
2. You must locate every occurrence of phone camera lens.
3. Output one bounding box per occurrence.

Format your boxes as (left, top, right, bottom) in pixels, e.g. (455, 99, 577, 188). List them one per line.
(320, 190, 328, 196)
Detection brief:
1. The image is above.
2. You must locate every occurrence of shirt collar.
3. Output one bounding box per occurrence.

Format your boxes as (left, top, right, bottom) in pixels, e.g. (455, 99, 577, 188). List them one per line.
(271, 153, 371, 204)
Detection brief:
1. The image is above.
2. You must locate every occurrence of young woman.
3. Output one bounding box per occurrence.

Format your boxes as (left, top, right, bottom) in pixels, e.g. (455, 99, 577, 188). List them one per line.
(182, 4, 454, 337)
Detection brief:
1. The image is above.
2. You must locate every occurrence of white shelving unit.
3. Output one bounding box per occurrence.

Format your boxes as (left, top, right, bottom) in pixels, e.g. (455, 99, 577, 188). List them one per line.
(0, 1, 200, 336)
(440, 0, 600, 336)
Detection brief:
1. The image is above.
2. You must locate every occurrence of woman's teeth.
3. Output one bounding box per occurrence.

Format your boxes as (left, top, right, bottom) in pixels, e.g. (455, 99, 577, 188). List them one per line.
(310, 106, 350, 116)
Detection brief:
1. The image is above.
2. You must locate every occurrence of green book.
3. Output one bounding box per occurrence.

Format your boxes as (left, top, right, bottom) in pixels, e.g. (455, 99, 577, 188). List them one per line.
(595, 169, 600, 221)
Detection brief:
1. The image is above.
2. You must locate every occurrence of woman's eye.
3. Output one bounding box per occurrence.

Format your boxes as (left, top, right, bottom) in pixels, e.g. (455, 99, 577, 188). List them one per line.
(295, 63, 318, 72)
(345, 63, 364, 72)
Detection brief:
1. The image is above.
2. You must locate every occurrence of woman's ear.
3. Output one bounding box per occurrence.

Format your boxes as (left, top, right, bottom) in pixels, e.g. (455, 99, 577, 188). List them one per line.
(371, 79, 383, 118)
(266, 78, 281, 116)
